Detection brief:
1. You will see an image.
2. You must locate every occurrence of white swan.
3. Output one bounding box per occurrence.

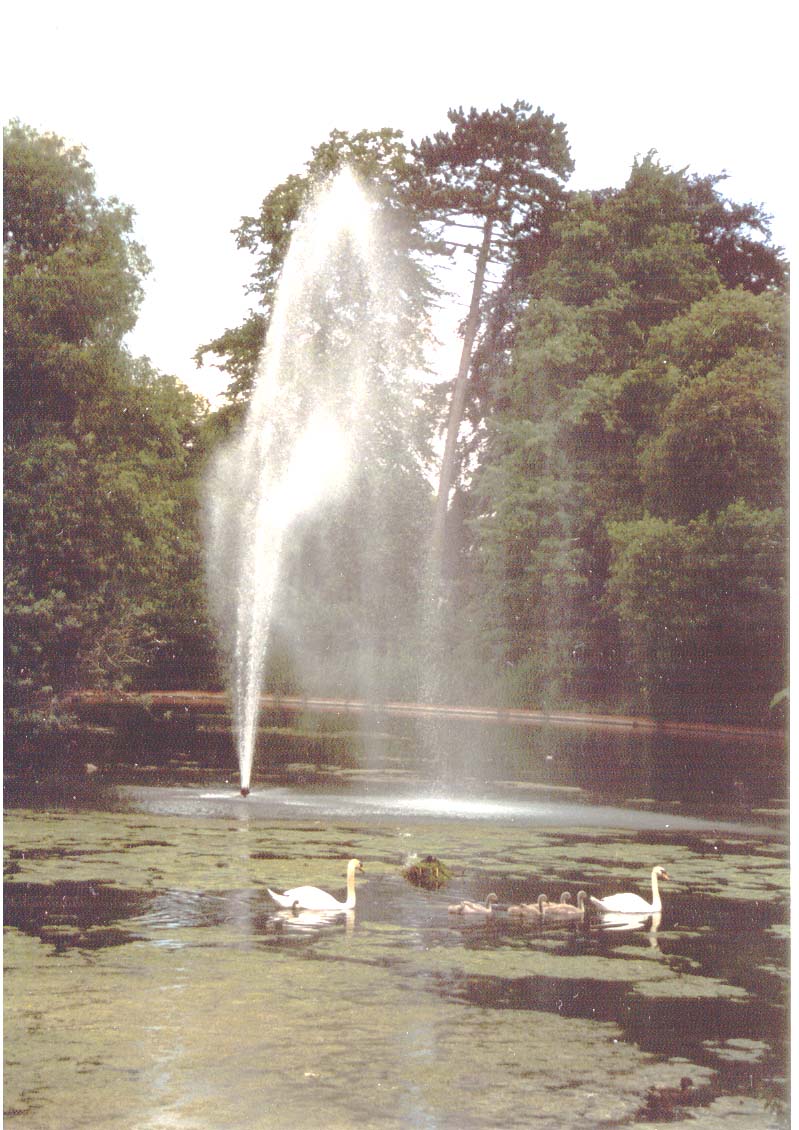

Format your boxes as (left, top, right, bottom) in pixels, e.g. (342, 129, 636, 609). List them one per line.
(448, 893, 499, 915)
(267, 858, 364, 911)
(590, 866, 670, 914)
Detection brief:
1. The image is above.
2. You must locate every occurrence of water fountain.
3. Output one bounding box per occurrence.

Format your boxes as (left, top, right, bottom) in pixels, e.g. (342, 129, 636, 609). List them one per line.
(204, 169, 419, 794)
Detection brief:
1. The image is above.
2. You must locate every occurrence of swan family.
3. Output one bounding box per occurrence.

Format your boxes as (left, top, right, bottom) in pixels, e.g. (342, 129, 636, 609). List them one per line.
(452, 867, 669, 924)
(446, 890, 589, 919)
(267, 860, 670, 924)
(506, 891, 588, 918)
(502, 869, 669, 921)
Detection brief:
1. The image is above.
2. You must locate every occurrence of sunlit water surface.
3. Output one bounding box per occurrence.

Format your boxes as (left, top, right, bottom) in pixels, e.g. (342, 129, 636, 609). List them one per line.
(4, 759, 788, 1129)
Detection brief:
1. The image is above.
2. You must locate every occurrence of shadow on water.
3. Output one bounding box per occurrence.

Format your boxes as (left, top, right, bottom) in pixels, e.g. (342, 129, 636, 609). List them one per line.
(3, 880, 150, 951)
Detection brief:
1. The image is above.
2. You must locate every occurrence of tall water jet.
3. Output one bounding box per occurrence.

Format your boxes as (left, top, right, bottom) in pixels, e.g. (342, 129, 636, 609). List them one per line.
(204, 170, 424, 793)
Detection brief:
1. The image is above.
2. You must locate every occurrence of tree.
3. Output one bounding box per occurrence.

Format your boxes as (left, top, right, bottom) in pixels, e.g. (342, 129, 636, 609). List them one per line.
(4, 124, 211, 742)
(4, 121, 150, 434)
(463, 155, 787, 720)
(640, 325, 788, 520)
(196, 128, 438, 414)
(4, 363, 210, 706)
(683, 169, 787, 294)
(411, 101, 574, 571)
(606, 503, 786, 721)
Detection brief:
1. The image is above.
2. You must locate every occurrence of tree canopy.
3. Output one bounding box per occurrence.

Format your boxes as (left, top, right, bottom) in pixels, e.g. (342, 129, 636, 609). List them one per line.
(3, 112, 789, 736)
(4, 121, 150, 434)
(4, 123, 214, 741)
(411, 102, 574, 567)
(459, 155, 787, 720)
(195, 127, 439, 415)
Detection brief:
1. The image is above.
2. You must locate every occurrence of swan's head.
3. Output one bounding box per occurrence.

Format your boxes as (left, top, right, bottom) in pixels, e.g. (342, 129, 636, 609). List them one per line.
(560, 891, 573, 904)
(486, 893, 499, 906)
(538, 894, 548, 909)
(348, 859, 364, 874)
(654, 866, 670, 881)
(576, 890, 587, 908)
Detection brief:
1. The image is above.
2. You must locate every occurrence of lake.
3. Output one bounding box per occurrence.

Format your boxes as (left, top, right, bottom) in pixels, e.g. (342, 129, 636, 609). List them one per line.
(3, 723, 789, 1128)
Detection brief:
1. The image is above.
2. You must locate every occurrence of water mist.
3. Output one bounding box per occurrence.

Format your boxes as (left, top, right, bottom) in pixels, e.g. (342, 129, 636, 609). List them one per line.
(204, 170, 417, 794)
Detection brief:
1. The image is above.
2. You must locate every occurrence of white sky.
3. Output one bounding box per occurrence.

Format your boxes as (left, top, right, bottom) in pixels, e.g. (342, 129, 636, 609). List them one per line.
(3, 0, 792, 404)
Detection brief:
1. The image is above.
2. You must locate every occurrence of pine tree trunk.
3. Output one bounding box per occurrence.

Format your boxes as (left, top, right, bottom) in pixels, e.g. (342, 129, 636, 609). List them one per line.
(431, 216, 494, 575)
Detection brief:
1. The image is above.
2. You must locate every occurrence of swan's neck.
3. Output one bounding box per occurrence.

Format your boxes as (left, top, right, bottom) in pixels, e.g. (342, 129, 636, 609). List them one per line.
(650, 869, 663, 911)
(345, 866, 357, 908)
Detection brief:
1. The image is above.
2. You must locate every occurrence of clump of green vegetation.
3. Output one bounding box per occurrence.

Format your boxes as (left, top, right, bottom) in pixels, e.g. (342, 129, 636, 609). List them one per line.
(402, 853, 453, 890)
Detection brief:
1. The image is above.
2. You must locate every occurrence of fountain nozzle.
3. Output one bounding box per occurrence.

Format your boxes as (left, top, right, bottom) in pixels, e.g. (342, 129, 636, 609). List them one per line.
(240, 787, 250, 797)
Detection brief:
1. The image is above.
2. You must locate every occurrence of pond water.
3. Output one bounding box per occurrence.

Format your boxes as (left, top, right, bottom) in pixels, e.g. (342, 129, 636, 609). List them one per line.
(4, 729, 789, 1129)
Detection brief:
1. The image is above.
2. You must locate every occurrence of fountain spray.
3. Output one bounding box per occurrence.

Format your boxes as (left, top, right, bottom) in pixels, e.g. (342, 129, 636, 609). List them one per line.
(204, 170, 393, 794)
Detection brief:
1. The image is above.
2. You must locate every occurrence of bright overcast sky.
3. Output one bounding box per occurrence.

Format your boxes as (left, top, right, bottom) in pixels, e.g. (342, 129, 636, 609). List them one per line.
(3, 0, 792, 404)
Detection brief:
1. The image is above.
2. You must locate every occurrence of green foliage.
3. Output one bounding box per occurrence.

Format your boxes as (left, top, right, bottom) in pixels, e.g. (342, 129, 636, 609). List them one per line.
(606, 503, 787, 719)
(414, 102, 575, 560)
(4, 123, 215, 741)
(682, 168, 788, 293)
(4, 370, 212, 704)
(196, 128, 437, 405)
(4, 121, 150, 432)
(4, 114, 788, 733)
(641, 286, 787, 380)
(411, 100, 573, 246)
(641, 347, 787, 519)
(461, 156, 788, 722)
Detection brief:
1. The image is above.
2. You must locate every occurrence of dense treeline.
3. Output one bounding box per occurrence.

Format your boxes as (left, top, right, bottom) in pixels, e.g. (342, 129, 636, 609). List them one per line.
(3, 110, 788, 748)
(457, 157, 788, 722)
(3, 122, 218, 745)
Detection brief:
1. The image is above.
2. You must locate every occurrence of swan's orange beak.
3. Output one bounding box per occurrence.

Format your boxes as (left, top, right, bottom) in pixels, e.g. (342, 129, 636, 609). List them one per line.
(356, 862, 365, 872)
(661, 870, 671, 880)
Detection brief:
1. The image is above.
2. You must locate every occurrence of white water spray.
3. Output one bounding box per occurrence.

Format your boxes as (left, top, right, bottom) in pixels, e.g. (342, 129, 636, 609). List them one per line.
(205, 170, 408, 794)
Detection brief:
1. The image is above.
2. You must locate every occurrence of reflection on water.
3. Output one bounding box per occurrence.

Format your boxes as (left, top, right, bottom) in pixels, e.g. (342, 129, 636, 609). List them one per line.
(274, 906, 356, 936)
(3, 758, 788, 1129)
(597, 908, 661, 933)
(596, 911, 662, 948)
(103, 782, 777, 837)
(4, 714, 787, 827)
